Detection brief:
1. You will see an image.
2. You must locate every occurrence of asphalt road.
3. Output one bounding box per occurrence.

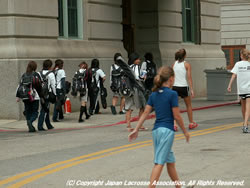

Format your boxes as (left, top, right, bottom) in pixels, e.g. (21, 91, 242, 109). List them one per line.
(0, 102, 249, 188)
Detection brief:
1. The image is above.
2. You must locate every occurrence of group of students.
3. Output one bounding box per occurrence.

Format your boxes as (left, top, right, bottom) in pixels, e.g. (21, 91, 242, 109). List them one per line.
(16, 49, 199, 135)
(16, 58, 108, 132)
(116, 49, 198, 133)
(16, 59, 67, 132)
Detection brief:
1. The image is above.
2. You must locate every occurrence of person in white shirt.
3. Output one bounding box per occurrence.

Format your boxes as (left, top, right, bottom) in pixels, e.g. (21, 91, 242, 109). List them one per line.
(227, 49, 250, 133)
(72, 61, 91, 123)
(88, 59, 106, 115)
(16, 61, 43, 132)
(52, 59, 66, 122)
(172, 49, 198, 131)
(110, 53, 125, 115)
(125, 52, 147, 132)
(37, 60, 56, 131)
(141, 52, 157, 100)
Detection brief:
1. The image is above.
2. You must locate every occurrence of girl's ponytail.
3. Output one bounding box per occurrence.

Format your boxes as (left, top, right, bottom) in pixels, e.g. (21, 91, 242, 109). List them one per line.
(152, 66, 174, 92)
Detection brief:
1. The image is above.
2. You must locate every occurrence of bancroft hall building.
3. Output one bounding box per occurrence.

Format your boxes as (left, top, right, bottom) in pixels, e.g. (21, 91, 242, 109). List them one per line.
(0, 0, 250, 119)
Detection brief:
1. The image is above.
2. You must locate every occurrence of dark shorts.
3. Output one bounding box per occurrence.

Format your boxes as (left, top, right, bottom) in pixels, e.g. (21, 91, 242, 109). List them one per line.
(172, 86, 189, 98)
(239, 94, 250, 100)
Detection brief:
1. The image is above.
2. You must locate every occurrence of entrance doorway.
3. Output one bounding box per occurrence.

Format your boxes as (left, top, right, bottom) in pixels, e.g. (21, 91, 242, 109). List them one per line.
(122, 0, 135, 56)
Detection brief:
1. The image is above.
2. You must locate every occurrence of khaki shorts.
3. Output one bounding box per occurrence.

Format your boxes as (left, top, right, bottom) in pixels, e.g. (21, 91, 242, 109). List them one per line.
(125, 88, 146, 110)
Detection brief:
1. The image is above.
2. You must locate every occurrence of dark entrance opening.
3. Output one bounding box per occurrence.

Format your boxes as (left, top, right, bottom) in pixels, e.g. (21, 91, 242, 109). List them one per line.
(122, 0, 135, 57)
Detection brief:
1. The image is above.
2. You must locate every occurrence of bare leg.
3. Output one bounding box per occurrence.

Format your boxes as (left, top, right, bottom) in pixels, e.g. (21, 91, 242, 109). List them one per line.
(120, 97, 125, 112)
(241, 99, 246, 120)
(243, 98, 250, 126)
(112, 96, 118, 106)
(149, 164, 164, 188)
(126, 109, 132, 129)
(183, 96, 193, 123)
(167, 163, 181, 188)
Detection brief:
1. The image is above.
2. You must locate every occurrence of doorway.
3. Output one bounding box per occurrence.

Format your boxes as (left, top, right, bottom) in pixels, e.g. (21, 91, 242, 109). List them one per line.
(122, 0, 135, 57)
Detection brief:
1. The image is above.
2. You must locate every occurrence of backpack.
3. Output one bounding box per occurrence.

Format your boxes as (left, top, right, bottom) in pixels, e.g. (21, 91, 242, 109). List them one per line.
(145, 60, 156, 79)
(16, 73, 38, 101)
(120, 74, 133, 97)
(110, 64, 122, 92)
(89, 68, 99, 93)
(71, 70, 86, 97)
(39, 71, 52, 100)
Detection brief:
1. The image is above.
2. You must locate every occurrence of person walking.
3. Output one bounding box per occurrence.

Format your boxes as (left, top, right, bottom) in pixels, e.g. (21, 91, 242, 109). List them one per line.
(172, 49, 198, 131)
(125, 52, 147, 131)
(110, 53, 125, 115)
(128, 66, 191, 188)
(88, 59, 106, 115)
(141, 52, 157, 101)
(227, 49, 250, 133)
(37, 59, 56, 131)
(52, 59, 66, 122)
(16, 61, 43, 132)
(71, 61, 91, 123)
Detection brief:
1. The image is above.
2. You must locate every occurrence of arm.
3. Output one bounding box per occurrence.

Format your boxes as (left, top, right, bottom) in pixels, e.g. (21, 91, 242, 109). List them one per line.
(50, 74, 57, 95)
(227, 73, 236, 92)
(185, 62, 194, 97)
(172, 107, 190, 143)
(128, 105, 152, 141)
(61, 77, 66, 94)
(110, 66, 113, 86)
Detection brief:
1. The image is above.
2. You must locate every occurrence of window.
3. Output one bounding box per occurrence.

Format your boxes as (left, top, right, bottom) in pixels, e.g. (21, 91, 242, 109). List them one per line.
(222, 46, 246, 69)
(58, 0, 83, 39)
(182, 0, 200, 43)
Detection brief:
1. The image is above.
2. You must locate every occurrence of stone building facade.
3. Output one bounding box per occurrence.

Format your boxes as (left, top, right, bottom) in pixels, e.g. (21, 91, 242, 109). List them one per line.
(0, 0, 225, 119)
(221, 0, 250, 69)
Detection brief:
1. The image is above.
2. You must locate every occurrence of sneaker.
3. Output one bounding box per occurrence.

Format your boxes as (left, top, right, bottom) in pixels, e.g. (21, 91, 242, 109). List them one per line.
(47, 125, 54, 130)
(27, 121, 36, 132)
(189, 122, 198, 129)
(119, 111, 125, 115)
(79, 119, 84, 123)
(242, 126, 249, 133)
(111, 105, 117, 115)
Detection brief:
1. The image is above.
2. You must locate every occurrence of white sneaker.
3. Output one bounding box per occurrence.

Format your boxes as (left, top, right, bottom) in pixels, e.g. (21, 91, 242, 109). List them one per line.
(242, 126, 249, 133)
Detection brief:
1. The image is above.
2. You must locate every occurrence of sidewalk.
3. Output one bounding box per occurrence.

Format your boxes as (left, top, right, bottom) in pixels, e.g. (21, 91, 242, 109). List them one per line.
(0, 98, 240, 132)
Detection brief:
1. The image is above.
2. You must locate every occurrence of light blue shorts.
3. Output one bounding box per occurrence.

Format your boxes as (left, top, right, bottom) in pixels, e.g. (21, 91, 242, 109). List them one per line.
(152, 127, 175, 165)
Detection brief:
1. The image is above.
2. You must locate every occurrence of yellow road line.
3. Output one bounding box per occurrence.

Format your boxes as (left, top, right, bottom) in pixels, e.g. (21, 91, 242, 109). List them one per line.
(7, 143, 153, 188)
(1, 122, 242, 187)
(0, 140, 152, 186)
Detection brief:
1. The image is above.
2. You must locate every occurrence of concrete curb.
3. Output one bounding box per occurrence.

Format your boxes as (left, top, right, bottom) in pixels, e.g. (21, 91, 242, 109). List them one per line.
(0, 101, 240, 132)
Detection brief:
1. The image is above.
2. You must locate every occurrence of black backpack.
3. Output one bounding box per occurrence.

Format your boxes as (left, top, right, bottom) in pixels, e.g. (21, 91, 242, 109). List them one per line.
(16, 73, 37, 101)
(71, 70, 86, 97)
(89, 68, 99, 93)
(39, 71, 52, 100)
(145, 60, 156, 79)
(120, 74, 133, 97)
(110, 64, 122, 92)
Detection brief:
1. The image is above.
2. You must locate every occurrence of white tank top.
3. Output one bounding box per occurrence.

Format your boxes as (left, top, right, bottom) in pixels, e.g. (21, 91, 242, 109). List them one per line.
(173, 61, 188, 87)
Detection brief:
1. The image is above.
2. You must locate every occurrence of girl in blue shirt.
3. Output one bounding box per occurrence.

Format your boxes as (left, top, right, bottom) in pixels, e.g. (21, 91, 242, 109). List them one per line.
(129, 66, 190, 188)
